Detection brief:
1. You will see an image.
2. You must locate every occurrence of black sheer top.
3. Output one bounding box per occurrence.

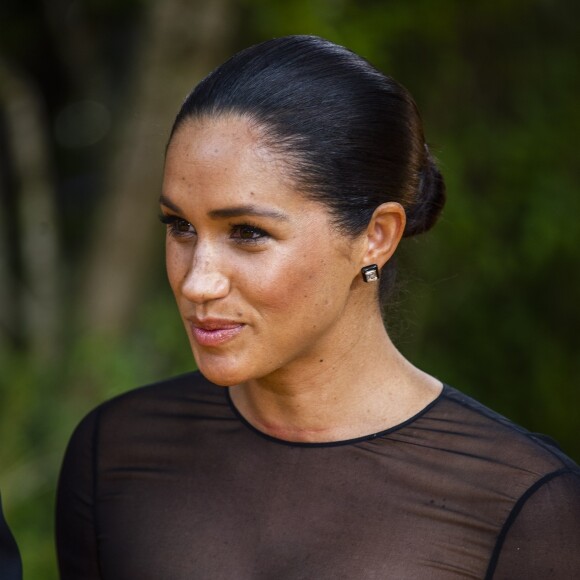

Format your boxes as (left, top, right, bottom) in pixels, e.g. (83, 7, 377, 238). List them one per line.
(56, 372, 580, 579)
(0, 492, 22, 580)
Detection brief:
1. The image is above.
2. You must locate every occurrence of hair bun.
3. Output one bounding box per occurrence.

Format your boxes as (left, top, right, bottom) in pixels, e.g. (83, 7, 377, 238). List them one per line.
(403, 145, 446, 237)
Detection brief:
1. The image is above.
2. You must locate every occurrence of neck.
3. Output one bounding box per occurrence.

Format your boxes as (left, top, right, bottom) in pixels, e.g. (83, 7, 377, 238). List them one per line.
(229, 312, 441, 443)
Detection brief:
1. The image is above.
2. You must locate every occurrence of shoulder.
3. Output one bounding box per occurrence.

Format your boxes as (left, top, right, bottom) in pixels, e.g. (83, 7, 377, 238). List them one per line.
(434, 385, 578, 475)
(488, 466, 580, 578)
(402, 384, 578, 521)
(65, 370, 230, 449)
(417, 386, 580, 577)
(105, 369, 223, 404)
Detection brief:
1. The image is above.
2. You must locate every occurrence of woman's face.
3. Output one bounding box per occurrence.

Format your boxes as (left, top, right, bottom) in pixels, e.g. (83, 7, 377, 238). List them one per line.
(161, 115, 368, 386)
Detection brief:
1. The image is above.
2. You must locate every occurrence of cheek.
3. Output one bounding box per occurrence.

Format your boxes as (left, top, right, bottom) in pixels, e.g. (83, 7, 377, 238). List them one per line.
(245, 249, 348, 317)
(165, 242, 188, 295)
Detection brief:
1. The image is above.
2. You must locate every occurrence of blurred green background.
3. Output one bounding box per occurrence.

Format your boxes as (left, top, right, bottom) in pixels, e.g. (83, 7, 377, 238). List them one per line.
(1, 0, 579, 577)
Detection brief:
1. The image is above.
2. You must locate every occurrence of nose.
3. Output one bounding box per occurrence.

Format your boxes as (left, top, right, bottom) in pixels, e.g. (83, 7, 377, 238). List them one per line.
(180, 247, 230, 305)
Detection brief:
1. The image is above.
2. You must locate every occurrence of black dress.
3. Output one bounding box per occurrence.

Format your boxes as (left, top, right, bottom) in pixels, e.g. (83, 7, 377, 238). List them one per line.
(0, 492, 22, 580)
(56, 371, 580, 579)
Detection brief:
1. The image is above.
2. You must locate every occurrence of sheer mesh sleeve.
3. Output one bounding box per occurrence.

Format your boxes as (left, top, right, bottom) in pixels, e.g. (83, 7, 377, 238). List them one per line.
(489, 469, 580, 579)
(56, 408, 102, 579)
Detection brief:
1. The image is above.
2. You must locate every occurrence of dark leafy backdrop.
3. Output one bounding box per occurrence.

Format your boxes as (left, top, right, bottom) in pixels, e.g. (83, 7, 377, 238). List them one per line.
(1, 0, 579, 576)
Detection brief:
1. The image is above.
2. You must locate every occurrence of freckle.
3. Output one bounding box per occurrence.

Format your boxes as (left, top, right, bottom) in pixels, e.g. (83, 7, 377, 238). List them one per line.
(250, 191, 255, 196)
(319, 359, 324, 363)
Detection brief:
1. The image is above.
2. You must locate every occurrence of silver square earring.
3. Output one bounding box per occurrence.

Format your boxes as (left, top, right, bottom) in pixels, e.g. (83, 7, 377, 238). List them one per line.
(361, 264, 380, 283)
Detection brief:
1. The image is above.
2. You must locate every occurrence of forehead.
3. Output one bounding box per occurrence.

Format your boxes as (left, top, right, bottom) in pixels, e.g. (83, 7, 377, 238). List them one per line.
(166, 115, 283, 181)
(163, 115, 327, 221)
(163, 115, 355, 255)
(163, 115, 317, 216)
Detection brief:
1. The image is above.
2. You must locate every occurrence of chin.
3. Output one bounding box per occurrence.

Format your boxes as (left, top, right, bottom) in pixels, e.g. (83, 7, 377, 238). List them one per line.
(193, 355, 254, 387)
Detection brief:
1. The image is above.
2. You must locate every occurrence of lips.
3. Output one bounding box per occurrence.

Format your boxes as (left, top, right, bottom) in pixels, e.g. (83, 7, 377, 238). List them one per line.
(189, 319, 245, 347)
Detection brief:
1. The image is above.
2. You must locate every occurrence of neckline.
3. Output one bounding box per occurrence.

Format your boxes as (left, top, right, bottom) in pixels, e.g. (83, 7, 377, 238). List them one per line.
(225, 384, 448, 448)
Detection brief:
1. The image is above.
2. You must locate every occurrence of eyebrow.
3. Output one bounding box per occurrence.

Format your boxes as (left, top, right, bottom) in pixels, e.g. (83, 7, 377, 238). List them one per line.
(208, 205, 289, 221)
(159, 194, 289, 222)
(159, 194, 183, 214)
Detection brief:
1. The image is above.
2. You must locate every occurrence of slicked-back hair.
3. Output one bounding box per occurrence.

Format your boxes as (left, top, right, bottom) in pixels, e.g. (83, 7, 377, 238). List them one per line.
(170, 35, 446, 305)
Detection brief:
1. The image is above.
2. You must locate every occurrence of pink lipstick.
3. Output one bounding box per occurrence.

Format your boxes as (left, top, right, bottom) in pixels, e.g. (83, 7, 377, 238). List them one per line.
(190, 320, 244, 347)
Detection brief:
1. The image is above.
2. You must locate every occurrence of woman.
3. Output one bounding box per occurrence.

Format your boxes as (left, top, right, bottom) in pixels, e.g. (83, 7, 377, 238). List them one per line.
(56, 36, 580, 579)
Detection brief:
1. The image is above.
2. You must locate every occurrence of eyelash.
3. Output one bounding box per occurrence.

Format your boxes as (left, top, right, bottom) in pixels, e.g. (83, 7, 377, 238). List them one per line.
(159, 214, 193, 237)
(158, 214, 270, 245)
(230, 223, 270, 244)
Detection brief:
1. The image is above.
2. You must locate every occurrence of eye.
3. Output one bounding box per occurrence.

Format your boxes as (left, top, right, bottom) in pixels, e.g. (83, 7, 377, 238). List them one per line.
(230, 224, 269, 243)
(159, 214, 195, 237)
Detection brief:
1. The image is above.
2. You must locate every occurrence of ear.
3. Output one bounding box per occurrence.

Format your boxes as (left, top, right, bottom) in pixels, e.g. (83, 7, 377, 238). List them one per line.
(361, 202, 406, 268)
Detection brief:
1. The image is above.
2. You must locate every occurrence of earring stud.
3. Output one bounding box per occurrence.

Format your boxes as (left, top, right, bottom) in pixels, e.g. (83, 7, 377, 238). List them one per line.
(361, 264, 380, 283)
